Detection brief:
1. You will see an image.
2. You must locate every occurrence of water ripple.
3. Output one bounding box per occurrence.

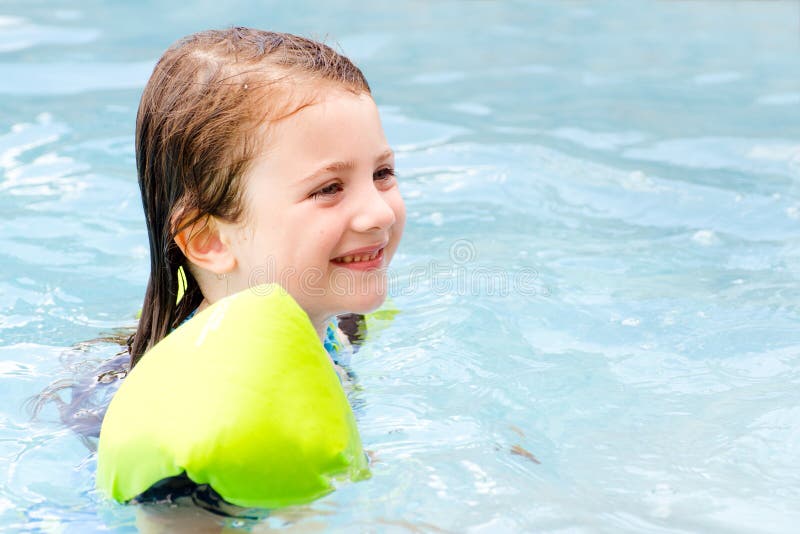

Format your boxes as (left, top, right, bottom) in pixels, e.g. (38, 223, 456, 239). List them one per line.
(0, 61, 155, 95)
(0, 15, 98, 53)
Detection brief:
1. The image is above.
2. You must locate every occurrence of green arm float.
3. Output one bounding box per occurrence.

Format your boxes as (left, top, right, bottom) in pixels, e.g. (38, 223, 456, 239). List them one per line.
(97, 284, 369, 509)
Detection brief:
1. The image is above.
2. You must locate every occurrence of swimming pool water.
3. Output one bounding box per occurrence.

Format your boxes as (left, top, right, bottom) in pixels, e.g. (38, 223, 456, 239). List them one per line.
(1, 1, 799, 532)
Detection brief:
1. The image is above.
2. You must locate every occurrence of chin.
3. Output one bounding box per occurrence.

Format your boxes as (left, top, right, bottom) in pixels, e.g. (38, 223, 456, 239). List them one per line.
(338, 291, 387, 315)
(324, 270, 390, 315)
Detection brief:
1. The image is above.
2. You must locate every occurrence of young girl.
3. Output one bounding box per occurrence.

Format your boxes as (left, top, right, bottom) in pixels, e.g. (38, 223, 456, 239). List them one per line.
(130, 27, 405, 370)
(28, 27, 405, 527)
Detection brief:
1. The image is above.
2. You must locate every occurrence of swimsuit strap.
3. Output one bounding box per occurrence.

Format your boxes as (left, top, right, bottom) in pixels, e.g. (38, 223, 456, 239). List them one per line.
(323, 317, 343, 356)
(181, 308, 197, 325)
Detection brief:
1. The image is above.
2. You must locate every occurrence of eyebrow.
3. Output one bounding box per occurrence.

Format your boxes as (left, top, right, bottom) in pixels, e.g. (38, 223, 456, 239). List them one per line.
(298, 149, 395, 185)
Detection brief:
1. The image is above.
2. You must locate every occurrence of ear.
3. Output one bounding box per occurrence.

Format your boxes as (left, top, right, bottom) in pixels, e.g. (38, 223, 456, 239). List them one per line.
(173, 214, 236, 275)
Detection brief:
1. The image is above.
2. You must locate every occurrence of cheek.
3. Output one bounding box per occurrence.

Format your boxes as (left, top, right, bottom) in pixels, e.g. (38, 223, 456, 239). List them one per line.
(294, 217, 342, 267)
(391, 192, 407, 240)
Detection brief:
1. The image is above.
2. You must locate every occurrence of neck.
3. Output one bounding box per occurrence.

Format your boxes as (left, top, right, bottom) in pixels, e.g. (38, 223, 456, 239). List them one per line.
(196, 298, 210, 314)
(309, 313, 334, 343)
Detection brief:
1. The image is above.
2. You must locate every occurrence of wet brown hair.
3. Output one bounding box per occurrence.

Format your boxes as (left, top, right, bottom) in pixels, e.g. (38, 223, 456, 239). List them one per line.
(130, 27, 370, 367)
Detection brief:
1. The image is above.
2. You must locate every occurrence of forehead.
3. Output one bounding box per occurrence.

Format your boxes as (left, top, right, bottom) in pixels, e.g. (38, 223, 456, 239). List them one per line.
(263, 90, 388, 161)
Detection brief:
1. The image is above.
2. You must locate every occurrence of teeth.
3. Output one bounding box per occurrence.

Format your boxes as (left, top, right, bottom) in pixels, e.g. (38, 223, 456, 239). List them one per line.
(334, 249, 382, 264)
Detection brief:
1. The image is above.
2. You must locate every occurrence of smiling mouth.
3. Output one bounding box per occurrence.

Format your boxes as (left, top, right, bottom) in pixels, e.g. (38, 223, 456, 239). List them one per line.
(332, 248, 384, 264)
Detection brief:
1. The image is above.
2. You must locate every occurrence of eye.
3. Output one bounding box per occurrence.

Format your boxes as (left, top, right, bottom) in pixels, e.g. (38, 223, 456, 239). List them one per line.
(374, 167, 396, 184)
(310, 181, 343, 200)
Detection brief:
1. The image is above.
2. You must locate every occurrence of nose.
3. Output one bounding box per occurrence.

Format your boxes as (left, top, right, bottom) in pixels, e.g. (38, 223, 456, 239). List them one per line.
(351, 183, 397, 233)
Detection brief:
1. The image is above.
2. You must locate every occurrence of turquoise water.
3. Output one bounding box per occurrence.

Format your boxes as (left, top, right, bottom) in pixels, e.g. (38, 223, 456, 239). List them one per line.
(2, 0, 800, 531)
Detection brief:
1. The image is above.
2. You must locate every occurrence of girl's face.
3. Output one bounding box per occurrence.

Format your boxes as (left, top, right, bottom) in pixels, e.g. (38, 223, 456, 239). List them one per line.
(224, 89, 405, 330)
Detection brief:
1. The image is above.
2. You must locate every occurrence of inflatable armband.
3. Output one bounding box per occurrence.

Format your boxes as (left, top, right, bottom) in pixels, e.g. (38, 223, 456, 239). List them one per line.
(96, 284, 369, 509)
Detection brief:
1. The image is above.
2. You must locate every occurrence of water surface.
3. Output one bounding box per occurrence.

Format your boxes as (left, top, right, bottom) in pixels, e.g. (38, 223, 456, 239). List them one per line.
(1, 1, 799, 532)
